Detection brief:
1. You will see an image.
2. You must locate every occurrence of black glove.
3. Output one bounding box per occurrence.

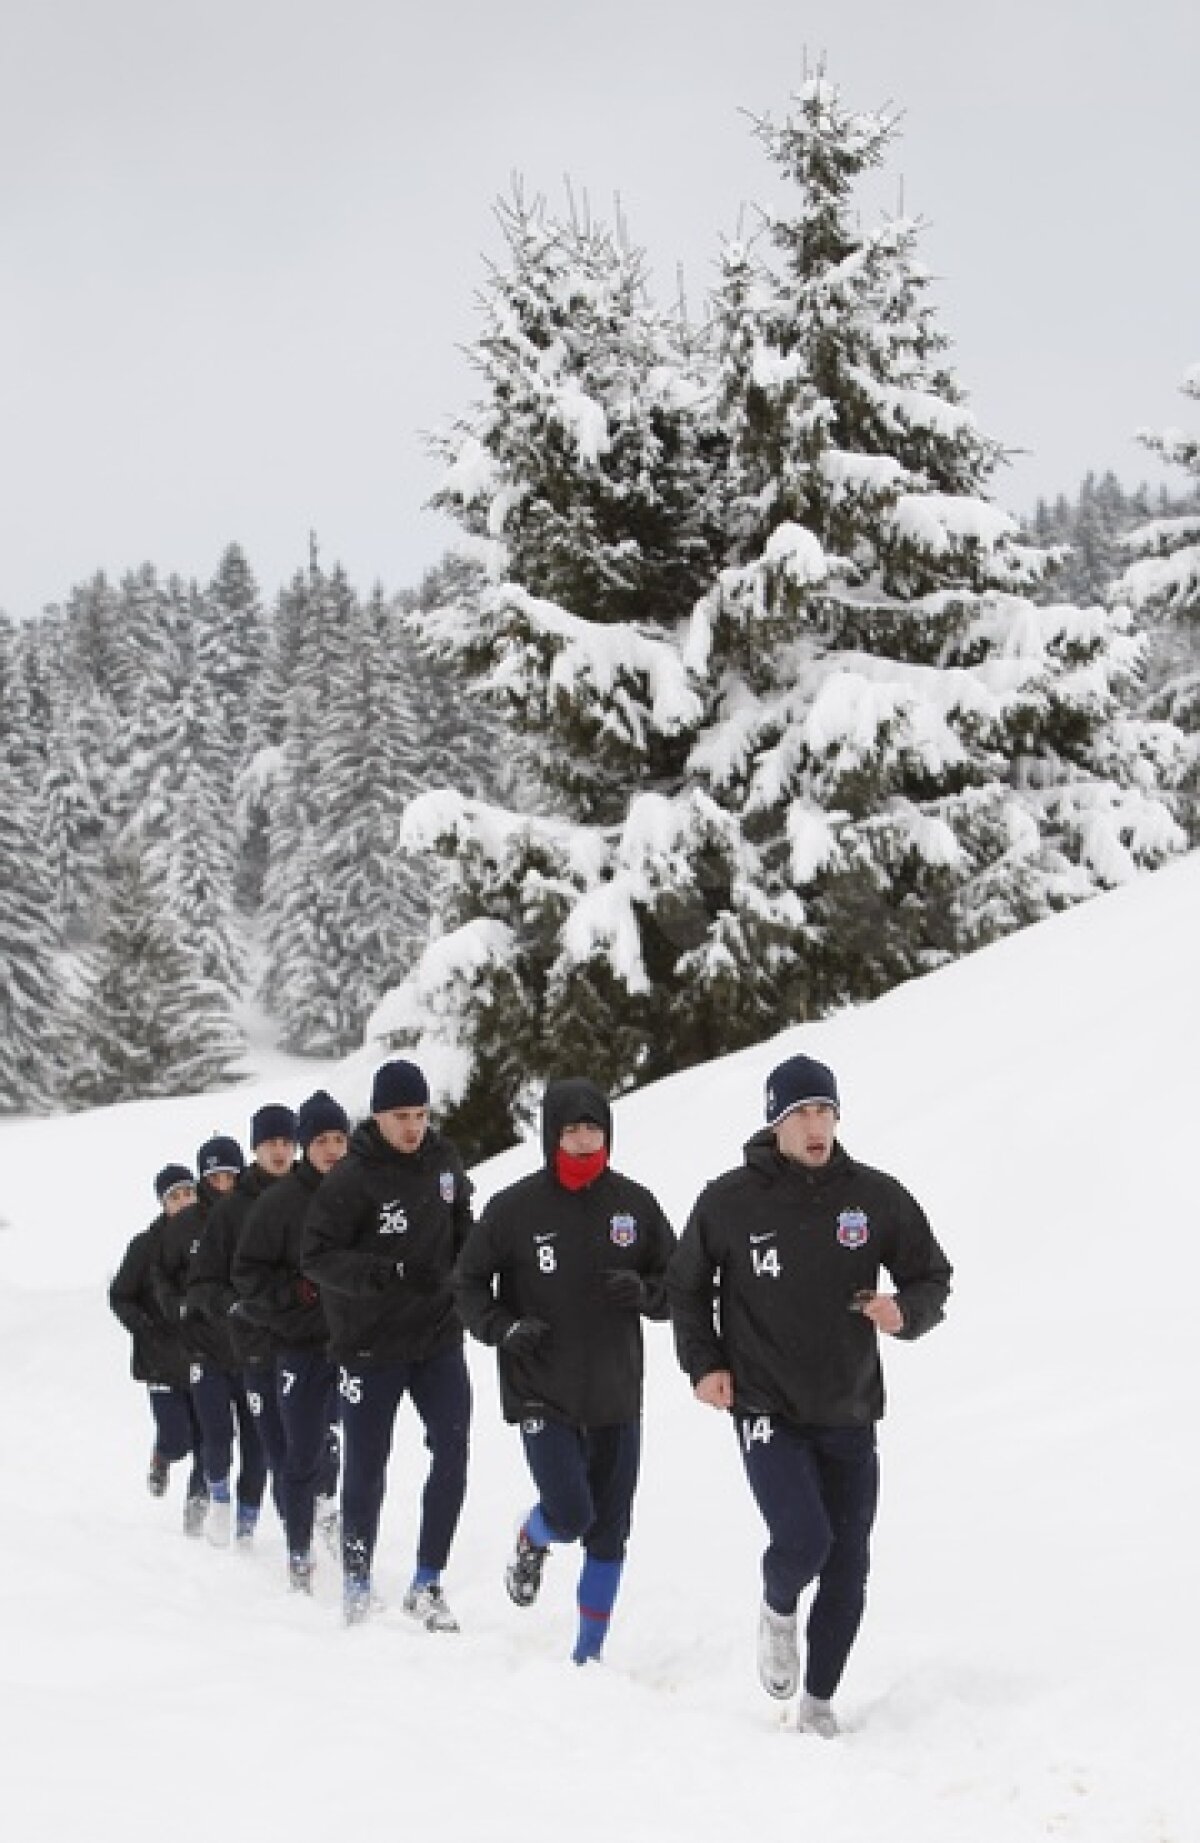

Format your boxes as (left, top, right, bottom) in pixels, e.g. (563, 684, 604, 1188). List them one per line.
(502, 1317, 550, 1356)
(602, 1269, 645, 1310)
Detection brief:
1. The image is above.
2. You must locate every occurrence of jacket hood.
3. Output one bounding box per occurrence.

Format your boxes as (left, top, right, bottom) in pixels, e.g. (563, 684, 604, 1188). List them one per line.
(541, 1077, 612, 1165)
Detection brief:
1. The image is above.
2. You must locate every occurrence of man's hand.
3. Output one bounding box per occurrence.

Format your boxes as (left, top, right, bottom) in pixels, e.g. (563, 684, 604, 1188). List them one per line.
(601, 1269, 645, 1310)
(693, 1369, 734, 1409)
(851, 1290, 905, 1335)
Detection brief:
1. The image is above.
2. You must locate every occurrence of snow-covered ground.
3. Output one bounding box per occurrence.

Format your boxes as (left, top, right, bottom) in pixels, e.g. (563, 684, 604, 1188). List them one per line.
(2, 855, 1197, 1843)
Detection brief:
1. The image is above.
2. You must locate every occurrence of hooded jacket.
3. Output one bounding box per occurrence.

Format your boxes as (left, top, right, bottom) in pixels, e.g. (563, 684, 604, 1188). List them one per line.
(453, 1077, 677, 1426)
(232, 1158, 330, 1350)
(299, 1118, 472, 1365)
(109, 1216, 192, 1388)
(667, 1131, 952, 1427)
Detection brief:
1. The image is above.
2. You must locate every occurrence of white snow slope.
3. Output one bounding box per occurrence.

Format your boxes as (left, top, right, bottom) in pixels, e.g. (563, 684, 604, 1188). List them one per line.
(2, 854, 1197, 1843)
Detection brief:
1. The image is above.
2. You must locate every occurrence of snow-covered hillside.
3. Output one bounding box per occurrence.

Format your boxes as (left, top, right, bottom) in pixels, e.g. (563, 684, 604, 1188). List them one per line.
(2, 855, 1197, 1843)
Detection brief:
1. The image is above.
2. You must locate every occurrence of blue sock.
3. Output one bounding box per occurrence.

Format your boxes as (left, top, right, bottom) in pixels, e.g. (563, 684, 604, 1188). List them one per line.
(236, 1502, 258, 1533)
(526, 1505, 560, 1548)
(209, 1478, 231, 1503)
(411, 1565, 439, 1590)
(572, 1556, 623, 1665)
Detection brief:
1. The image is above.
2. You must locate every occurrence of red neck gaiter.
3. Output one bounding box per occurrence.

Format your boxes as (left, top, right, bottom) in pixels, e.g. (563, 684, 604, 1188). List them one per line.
(555, 1147, 608, 1191)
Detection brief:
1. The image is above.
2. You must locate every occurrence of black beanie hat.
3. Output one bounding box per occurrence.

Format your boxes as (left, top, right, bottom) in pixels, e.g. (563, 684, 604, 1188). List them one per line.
(251, 1103, 297, 1148)
(764, 1054, 840, 1127)
(296, 1089, 350, 1150)
(195, 1135, 245, 1181)
(154, 1163, 195, 1203)
(370, 1059, 430, 1113)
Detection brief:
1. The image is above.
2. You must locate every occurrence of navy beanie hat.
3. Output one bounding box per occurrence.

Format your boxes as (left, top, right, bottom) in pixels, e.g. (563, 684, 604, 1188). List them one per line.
(296, 1089, 350, 1150)
(371, 1059, 430, 1113)
(764, 1054, 840, 1127)
(195, 1135, 245, 1181)
(251, 1103, 297, 1148)
(154, 1163, 194, 1203)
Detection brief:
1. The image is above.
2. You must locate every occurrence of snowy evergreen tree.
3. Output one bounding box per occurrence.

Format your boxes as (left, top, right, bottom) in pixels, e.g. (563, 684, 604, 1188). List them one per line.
(64, 844, 245, 1107)
(109, 572, 244, 986)
(258, 558, 492, 1055)
(258, 555, 383, 1054)
(200, 542, 270, 757)
(389, 77, 1187, 1157)
(37, 691, 114, 939)
(682, 84, 1186, 1014)
(1028, 473, 1164, 607)
(1112, 365, 1200, 837)
(0, 633, 66, 1111)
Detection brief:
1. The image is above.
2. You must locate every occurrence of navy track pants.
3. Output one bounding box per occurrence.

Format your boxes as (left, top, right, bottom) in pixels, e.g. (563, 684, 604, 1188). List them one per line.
(736, 1415, 879, 1701)
(337, 1343, 471, 1581)
(276, 1346, 339, 1559)
(147, 1383, 205, 1497)
(520, 1418, 641, 1562)
(189, 1362, 267, 1509)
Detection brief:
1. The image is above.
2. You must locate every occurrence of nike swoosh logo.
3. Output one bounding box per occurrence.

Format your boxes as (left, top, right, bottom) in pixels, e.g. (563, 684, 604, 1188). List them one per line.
(534, 1233, 557, 1244)
(749, 1233, 776, 1245)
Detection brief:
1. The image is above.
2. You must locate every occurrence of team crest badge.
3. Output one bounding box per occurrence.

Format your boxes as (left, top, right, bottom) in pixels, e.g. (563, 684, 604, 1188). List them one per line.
(609, 1213, 638, 1247)
(836, 1208, 870, 1249)
(439, 1171, 456, 1204)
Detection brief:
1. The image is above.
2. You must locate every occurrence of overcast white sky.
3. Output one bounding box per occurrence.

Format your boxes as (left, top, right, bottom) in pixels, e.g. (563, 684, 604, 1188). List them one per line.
(1, 0, 1196, 621)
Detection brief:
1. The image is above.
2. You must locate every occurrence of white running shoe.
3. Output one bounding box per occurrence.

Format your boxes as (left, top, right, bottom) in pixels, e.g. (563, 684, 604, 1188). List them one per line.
(796, 1692, 839, 1739)
(205, 1498, 232, 1549)
(402, 1582, 460, 1633)
(757, 1601, 799, 1700)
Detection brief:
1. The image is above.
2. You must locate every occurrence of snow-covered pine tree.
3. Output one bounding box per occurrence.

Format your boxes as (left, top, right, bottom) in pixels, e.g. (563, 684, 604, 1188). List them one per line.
(64, 843, 245, 1106)
(1112, 364, 1200, 837)
(0, 622, 66, 1110)
(258, 681, 352, 1055)
(1028, 473, 1161, 607)
(257, 555, 395, 1053)
(684, 79, 1186, 1013)
(112, 572, 244, 988)
(200, 542, 270, 757)
(387, 82, 1188, 1156)
(396, 188, 730, 1149)
(37, 692, 113, 940)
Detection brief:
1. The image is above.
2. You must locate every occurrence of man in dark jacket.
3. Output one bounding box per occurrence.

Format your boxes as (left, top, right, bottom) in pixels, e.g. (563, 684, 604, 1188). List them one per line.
(109, 1163, 207, 1532)
(233, 1089, 350, 1592)
(667, 1053, 952, 1735)
(454, 1076, 676, 1666)
(187, 1104, 295, 1547)
(154, 1132, 266, 1548)
(301, 1059, 473, 1630)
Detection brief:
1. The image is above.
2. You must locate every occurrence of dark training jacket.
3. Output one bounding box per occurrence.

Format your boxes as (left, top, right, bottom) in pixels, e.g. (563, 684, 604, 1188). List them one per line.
(667, 1132, 952, 1427)
(300, 1119, 473, 1366)
(153, 1185, 220, 1366)
(454, 1077, 678, 1426)
(109, 1217, 192, 1388)
(187, 1164, 286, 1369)
(233, 1159, 330, 1350)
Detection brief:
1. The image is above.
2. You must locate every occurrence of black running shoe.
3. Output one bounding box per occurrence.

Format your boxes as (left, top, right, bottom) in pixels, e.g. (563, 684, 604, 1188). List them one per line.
(146, 1454, 169, 1498)
(505, 1525, 548, 1608)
